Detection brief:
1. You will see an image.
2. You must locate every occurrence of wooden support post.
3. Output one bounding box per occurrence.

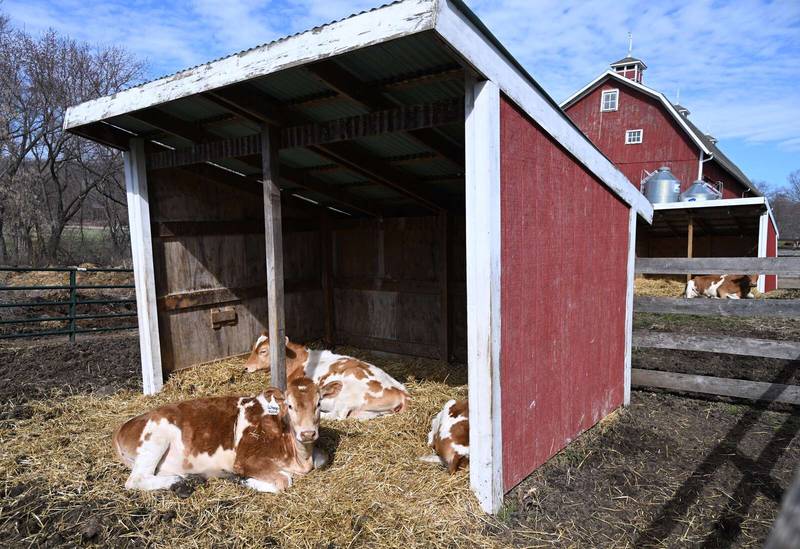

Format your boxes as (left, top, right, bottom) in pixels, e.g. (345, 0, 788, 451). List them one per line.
(438, 210, 450, 362)
(261, 124, 286, 390)
(686, 214, 694, 282)
(123, 138, 164, 395)
(623, 208, 637, 406)
(321, 211, 335, 347)
(465, 76, 503, 514)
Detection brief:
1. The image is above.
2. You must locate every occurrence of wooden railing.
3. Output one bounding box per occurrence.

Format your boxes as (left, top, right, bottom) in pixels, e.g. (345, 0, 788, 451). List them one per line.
(632, 257, 800, 405)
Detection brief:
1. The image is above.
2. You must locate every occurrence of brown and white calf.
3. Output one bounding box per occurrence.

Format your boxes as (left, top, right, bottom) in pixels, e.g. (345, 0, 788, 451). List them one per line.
(685, 274, 758, 299)
(244, 334, 410, 420)
(113, 377, 341, 493)
(421, 399, 469, 473)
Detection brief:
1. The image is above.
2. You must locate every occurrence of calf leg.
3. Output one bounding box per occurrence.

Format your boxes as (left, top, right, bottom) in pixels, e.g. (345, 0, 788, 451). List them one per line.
(242, 470, 292, 493)
(125, 438, 181, 491)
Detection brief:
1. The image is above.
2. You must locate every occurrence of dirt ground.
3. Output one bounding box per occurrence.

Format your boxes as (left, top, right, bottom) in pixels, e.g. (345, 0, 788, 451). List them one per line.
(1, 317, 798, 547)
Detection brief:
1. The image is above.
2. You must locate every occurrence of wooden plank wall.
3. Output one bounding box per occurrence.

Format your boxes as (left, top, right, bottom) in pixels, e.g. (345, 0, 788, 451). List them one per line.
(147, 168, 323, 372)
(147, 167, 466, 371)
(331, 216, 466, 361)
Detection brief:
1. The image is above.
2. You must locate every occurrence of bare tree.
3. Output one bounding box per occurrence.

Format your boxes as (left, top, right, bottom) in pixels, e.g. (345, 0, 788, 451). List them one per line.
(0, 16, 142, 265)
(787, 169, 800, 203)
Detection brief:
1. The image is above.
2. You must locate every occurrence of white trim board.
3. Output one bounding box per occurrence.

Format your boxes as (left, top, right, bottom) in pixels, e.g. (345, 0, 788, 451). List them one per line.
(652, 197, 766, 211)
(124, 139, 164, 395)
(64, 0, 438, 129)
(623, 207, 637, 406)
(464, 77, 504, 514)
(434, 1, 653, 222)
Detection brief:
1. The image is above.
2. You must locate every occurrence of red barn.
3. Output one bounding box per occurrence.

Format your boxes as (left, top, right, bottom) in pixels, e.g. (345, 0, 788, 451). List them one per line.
(64, 0, 652, 512)
(562, 57, 779, 292)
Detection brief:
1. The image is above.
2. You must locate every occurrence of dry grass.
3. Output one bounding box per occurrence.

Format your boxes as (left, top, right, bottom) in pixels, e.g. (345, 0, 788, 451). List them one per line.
(634, 276, 686, 297)
(0, 349, 506, 548)
(3, 263, 132, 291)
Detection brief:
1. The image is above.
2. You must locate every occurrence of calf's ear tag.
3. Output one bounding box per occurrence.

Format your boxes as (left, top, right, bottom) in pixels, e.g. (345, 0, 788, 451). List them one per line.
(265, 401, 280, 415)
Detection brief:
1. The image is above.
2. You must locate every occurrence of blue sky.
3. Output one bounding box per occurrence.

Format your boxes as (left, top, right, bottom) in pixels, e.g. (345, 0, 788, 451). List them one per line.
(8, 0, 800, 189)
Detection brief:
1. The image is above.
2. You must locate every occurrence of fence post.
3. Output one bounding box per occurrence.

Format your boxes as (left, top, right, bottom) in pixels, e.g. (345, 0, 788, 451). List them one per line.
(68, 269, 77, 342)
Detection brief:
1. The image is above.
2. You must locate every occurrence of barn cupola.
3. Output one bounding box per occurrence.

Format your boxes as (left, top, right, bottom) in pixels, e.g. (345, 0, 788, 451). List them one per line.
(610, 55, 647, 83)
(610, 33, 646, 83)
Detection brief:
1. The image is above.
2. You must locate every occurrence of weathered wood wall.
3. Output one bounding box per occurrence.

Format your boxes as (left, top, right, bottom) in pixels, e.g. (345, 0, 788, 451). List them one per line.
(147, 167, 465, 371)
(331, 216, 466, 360)
(499, 97, 629, 491)
(148, 168, 324, 372)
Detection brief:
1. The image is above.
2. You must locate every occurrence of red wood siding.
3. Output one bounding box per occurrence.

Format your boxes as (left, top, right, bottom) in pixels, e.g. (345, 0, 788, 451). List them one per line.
(766, 218, 778, 292)
(499, 97, 629, 491)
(565, 77, 749, 198)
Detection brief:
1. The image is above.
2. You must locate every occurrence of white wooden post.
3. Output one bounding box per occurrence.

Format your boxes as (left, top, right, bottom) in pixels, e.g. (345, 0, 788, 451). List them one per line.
(624, 208, 638, 406)
(123, 138, 163, 395)
(757, 211, 768, 293)
(465, 76, 503, 514)
(261, 124, 286, 391)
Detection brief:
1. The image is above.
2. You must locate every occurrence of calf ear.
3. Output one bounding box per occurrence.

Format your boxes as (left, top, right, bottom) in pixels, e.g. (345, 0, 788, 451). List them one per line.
(320, 381, 343, 400)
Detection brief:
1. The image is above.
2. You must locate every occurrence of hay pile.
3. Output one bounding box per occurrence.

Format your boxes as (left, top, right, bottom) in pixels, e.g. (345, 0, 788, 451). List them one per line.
(1, 350, 506, 548)
(634, 276, 686, 297)
(4, 263, 133, 290)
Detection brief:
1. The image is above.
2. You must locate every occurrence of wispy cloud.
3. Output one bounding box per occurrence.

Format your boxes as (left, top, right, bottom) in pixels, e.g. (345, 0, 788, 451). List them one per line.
(468, 0, 800, 151)
(6, 0, 800, 155)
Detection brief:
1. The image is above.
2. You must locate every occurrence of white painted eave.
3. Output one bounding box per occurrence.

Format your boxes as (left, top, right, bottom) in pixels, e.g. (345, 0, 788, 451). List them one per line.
(63, 0, 439, 130)
(652, 196, 766, 211)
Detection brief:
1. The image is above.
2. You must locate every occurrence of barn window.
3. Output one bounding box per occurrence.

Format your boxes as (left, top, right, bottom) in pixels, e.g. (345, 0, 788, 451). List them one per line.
(625, 129, 643, 144)
(600, 89, 618, 111)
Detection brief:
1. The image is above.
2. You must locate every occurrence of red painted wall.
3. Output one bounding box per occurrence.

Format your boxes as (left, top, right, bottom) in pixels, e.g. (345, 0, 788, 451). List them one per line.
(499, 97, 629, 491)
(565, 77, 749, 198)
(766, 218, 778, 292)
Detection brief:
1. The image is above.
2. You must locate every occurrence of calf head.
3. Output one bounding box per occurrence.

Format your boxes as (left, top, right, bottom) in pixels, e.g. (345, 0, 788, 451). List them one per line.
(733, 274, 759, 297)
(284, 376, 342, 444)
(245, 333, 299, 373)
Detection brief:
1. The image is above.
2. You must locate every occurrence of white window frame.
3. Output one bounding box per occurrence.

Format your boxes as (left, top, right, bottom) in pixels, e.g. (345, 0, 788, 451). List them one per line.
(600, 89, 619, 112)
(625, 129, 643, 144)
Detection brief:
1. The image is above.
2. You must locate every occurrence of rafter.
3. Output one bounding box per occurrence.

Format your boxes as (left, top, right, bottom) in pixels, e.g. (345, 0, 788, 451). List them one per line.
(305, 60, 464, 166)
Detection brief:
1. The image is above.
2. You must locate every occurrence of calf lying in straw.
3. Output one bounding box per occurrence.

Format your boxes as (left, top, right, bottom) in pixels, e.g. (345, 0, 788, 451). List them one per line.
(244, 334, 410, 420)
(113, 377, 341, 493)
(685, 274, 758, 299)
(421, 399, 469, 473)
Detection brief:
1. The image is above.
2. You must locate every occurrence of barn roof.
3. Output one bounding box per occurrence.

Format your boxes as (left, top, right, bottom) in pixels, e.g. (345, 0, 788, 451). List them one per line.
(610, 56, 647, 69)
(64, 0, 652, 221)
(561, 71, 760, 197)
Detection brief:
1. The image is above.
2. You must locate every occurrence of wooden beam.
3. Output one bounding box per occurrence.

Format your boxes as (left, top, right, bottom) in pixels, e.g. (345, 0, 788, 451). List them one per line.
(128, 109, 211, 143)
(148, 134, 261, 170)
(262, 124, 286, 391)
(312, 141, 443, 212)
(633, 330, 800, 360)
(205, 85, 288, 126)
(124, 138, 163, 394)
(635, 257, 800, 276)
(153, 220, 263, 238)
(321, 211, 335, 347)
(281, 99, 463, 149)
(73, 122, 133, 150)
(632, 369, 800, 406)
(634, 297, 800, 318)
(438, 210, 450, 362)
(306, 60, 464, 166)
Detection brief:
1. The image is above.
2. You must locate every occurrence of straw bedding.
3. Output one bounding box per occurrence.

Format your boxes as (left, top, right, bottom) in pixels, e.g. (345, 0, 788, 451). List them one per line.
(0, 348, 506, 548)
